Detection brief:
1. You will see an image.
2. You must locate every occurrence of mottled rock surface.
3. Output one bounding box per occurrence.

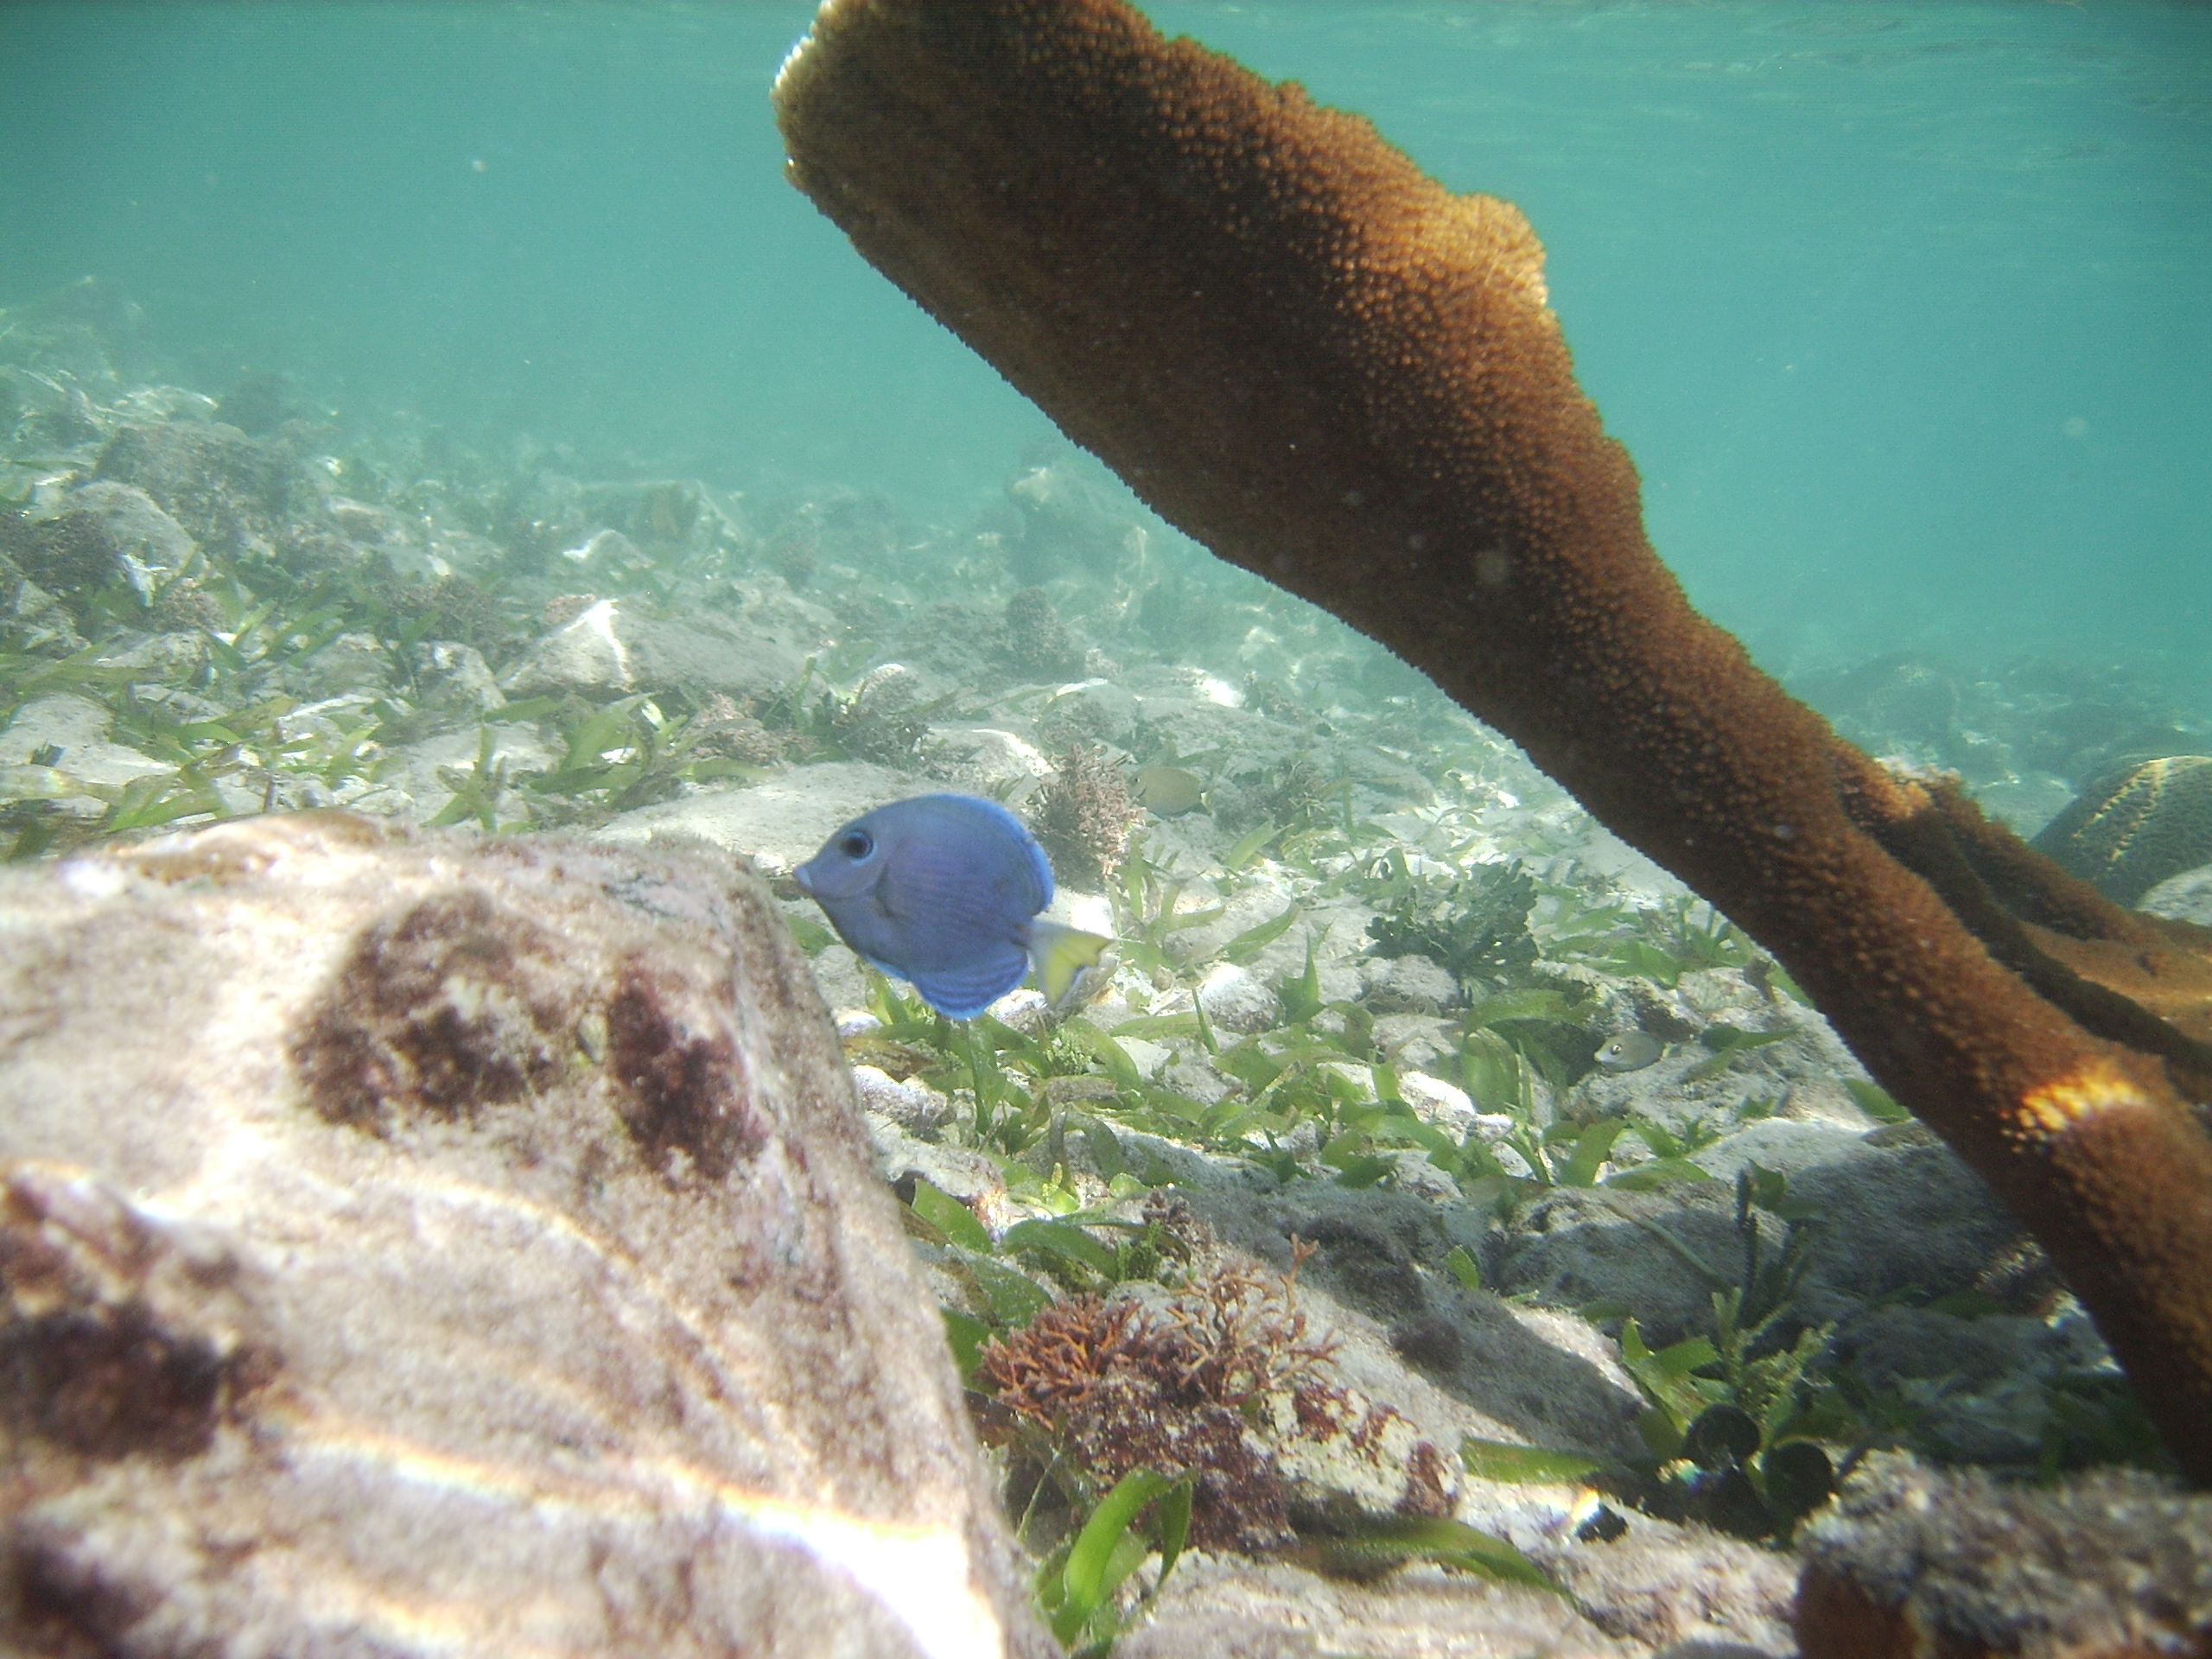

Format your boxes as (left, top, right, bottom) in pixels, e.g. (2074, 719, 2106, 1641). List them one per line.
(1795, 1453, 2212, 1659)
(1120, 1541, 1790, 1658)
(0, 812, 1052, 1658)
(90, 420, 305, 558)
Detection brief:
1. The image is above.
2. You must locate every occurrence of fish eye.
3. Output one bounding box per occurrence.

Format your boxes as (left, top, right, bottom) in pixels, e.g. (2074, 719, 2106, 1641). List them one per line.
(839, 830, 874, 861)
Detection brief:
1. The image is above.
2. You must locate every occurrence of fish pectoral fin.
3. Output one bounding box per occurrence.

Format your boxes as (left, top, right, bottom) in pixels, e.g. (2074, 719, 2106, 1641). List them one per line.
(1029, 921, 1114, 1010)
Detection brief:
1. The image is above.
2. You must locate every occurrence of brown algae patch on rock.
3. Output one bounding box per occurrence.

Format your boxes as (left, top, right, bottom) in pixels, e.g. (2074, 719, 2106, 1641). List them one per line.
(295, 887, 583, 1130)
(0, 811, 1053, 1658)
(604, 956, 768, 1183)
(0, 1164, 276, 1465)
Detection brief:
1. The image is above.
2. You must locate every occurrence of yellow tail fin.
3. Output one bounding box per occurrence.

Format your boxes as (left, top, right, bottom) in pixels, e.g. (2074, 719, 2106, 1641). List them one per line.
(1029, 920, 1114, 1010)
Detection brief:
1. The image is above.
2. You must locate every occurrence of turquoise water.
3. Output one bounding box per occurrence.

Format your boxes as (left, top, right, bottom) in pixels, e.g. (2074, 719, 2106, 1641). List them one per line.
(3, 1, 2206, 698)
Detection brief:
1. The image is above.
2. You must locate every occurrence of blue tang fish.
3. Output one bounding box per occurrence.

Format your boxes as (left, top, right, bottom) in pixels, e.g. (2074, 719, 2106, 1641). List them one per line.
(794, 792, 1110, 1020)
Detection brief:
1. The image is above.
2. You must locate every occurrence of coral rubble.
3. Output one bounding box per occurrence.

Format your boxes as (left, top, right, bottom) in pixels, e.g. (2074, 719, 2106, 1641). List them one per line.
(772, 0, 2212, 1481)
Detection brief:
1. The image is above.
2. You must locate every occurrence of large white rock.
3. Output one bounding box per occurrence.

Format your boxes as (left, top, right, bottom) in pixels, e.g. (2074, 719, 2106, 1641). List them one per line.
(0, 813, 1052, 1658)
(595, 760, 922, 875)
(500, 598, 806, 702)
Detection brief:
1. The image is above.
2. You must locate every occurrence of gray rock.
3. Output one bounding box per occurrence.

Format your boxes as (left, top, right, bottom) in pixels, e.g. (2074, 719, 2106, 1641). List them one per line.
(368, 722, 560, 826)
(865, 1115, 1007, 1205)
(111, 384, 221, 425)
(2142, 861, 2212, 926)
(1197, 962, 1281, 1034)
(1688, 1118, 1866, 1183)
(559, 525, 645, 571)
(1363, 951, 1459, 1014)
(91, 420, 308, 556)
(1567, 1006, 1873, 1141)
(574, 479, 752, 563)
(1182, 1183, 1646, 1460)
(917, 724, 1052, 802)
(0, 692, 114, 758)
(1100, 1205, 1795, 1657)
(713, 575, 842, 658)
(1491, 1184, 1739, 1347)
(0, 364, 105, 450)
(47, 480, 198, 597)
(0, 558, 86, 654)
(1398, 1070, 1480, 1137)
(1370, 1011, 1456, 1072)
(595, 761, 920, 876)
(283, 629, 390, 696)
(1123, 677, 1305, 781)
(1821, 1303, 2110, 1465)
(1119, 1556, 1636, 1658)
(1160, 1056, 1236, 1106)
(415, 639, 508, 713)
(501, 598, 805, 702)
(330, 495, 431, 574)
(890, 599, 1004, 684)
(0, 693, 168, 795)
(94, 629, 210, 684)
(808, 938, 873, 1016)
(0, 813, 1052, 1658)
(1338, 743, 1437, 807)
(852, 1063, 954, 1137)
(1036, 677, 1139, 747)
(1489, 1135, 2030, 1346)
(1782, 1139, 2028, 1322)
(1003, 454, 1145, 585)
(850, 660, 930, 718)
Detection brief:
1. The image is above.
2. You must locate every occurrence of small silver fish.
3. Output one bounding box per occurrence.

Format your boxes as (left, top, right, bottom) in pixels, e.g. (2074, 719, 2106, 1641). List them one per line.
(795, 793, 1109, 1020)
(1594, 1030, 1663, 1072)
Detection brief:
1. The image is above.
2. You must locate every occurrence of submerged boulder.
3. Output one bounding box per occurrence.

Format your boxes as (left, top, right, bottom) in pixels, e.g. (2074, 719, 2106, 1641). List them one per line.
(0, 481, 196, 610)
(91, 420, 307, 558)
(499, 596, 807, 702)
(0, 812, 1052, 1659)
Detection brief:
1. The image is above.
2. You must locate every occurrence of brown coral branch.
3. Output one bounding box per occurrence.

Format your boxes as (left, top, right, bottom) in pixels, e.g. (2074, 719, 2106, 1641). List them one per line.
(772, 0, 2212, 1480)
(1834, 760, 2212, 1086)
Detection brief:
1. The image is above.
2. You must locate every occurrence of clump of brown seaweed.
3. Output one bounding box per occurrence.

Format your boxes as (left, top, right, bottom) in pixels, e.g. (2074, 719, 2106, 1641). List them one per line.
(1001, 586, 1087, 680)
(687, 693, 785, 767)
(1030, 742, 1141, 889)
(978, 1253, 1338, 1555)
